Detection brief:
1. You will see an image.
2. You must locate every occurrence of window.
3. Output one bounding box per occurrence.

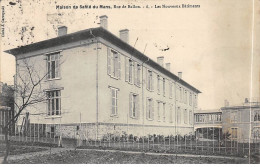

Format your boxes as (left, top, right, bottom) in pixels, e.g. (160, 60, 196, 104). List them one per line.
(231, 128, 238, 139)
(177, 107, 181, 124)
(125, 59, 134, 83)
(157, 101, 161, 121)
(194, 94, 197, 107)
(130, 93, 139, 118)
(169, 82, 173, 98)
(254, 110, 260, 122)
(47, 52, 60, 79)
(146, 98, 154, 120)
(146, 70, 153, 91)
(184, 90, 187, 104)
(135, 63, 141, 86)
(189, 110, 193, 125)
(230, 111, 237, 123)
(47, 90, 61, 116)
(169, 104, 173, 123)
(184, 109, 188, 124)
(180, 87, 183, 102)
(107, 48, 121, 79)
(189, 92, 192, 106)
(157, 75, 160, 94)
(110, 87, 118, 116)
(163, 78, 166, 96)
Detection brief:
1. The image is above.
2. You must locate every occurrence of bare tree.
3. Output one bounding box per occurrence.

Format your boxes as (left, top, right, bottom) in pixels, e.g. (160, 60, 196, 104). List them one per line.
(1, 58, 49, 163)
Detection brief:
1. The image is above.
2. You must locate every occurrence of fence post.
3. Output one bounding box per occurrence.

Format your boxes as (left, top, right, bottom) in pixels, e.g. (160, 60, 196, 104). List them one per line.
(184, 135, 186, 151)
(169, 135, 171, 150)
(202, 128, 204, 152)
(164, 135, 166, 151)
(195, 129, 197, 151)
(29, 123, 31, 142)
(225, 133, 227, 155)
(34, 123, 35, 142)
(206, 127, 209, 152)
(148, 134, 150, 150)
(213, 126, 214, 154)
(219, 128, 221, 153)
(190, 133, 192, 151)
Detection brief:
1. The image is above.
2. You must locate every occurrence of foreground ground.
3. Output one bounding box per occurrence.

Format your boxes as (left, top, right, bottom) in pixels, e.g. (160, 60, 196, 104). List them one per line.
(8, 149, 250, 164)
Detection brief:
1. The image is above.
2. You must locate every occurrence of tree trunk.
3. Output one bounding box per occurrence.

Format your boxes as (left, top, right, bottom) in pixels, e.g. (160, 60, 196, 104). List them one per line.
(3, 127, 10, 164)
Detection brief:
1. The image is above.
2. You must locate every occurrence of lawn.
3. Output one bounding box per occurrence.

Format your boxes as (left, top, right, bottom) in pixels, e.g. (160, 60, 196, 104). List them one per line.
(9, 149, 250, 164)
(0, 141, 56, 157)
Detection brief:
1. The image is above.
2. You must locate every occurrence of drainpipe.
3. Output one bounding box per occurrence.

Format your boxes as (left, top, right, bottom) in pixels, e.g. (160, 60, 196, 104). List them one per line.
(141, 57, 149, 149)
(90, 29, 100, 141)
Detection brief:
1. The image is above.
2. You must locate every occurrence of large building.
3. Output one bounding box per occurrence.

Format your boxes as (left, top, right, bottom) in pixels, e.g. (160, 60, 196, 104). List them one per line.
(5, 16, 200, 140)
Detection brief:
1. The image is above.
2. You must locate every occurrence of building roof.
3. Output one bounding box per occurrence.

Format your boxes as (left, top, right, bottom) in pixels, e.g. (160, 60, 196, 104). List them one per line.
(194, 109, 222, 114)
(221, 104, 260, 110)
(5, 27, 201, 93)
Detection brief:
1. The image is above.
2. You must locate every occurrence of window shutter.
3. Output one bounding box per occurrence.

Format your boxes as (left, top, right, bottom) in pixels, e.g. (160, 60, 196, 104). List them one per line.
(151, 72, 154, 91)
(129, 93, 133, 117)
(125, 57, 129, 82)
(46, 56, 50, 79)
(146, 99, 149, 119)
(134, 62, 137, 85)
(136, 95, 139, 119)
(118, 54, 121, 79)
(151, 99, 154, 120)
(107, 48, 111, 75)
(146, 69, 148, 90)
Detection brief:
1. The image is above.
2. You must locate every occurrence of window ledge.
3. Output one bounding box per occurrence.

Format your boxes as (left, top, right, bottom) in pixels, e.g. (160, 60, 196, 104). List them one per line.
(135, 84, 141, 88)
(147, 118, 153, 121)
(45, 78, 62, 82)
(130, 116, 138, 119)
(109, 75, 120, 80)
(45, 115, 62, 119)
(110, 114, 119, 118)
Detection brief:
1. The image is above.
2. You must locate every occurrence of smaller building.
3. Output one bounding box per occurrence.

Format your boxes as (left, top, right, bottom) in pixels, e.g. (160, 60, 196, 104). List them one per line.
(194, 109, 222, 140)
(221, 98, 260, 143)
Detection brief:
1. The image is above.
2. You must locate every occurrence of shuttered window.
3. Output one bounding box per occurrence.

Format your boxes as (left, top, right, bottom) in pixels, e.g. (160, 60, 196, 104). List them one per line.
(129, 93, 139, 119)
(189, 110, 193, 125)
(146, 98, 154, 120)
(147, 70, 153, 91)
(111, 87, 118, 116)
(107, 48, 121, 79)
(169, 82, 173, 98)
(135, 63, 141, 86)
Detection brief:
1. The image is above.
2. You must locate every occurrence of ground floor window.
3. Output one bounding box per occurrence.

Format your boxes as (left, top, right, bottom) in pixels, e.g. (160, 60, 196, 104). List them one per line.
(47, 90, 61, 116)
(130, 93, 139, 118)
(147, 98, 154, 120)
(110, 87, 119, 116)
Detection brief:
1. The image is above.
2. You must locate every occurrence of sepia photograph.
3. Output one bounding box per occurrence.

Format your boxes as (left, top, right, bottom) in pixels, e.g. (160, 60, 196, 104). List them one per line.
(0, 0, 259, 164)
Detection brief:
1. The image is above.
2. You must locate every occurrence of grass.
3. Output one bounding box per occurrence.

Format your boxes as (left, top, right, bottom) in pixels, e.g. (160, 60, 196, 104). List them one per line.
(9, 149, 250, 164)
(0, 144, 48, 157)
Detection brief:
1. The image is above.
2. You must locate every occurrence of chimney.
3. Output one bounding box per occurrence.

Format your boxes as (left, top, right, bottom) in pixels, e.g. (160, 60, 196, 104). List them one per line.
(119, 29, 129, 43)
(224, 99, 229, 107)
(178, 72, 182, 79)
(99, 15, 108, 29)
(157, 56, 164, 67)
(58, 26, 67, 36)
(165, 63, 171, 71)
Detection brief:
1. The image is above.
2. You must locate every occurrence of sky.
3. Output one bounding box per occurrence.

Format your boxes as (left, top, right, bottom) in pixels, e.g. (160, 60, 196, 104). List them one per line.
(0, 0, 259, 109)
